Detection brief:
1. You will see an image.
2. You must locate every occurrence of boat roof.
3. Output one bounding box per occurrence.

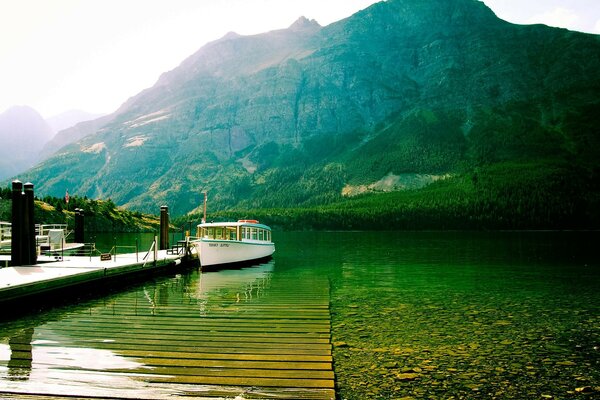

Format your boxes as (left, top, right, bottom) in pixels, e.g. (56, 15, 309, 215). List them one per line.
(198, 220, 271, 230)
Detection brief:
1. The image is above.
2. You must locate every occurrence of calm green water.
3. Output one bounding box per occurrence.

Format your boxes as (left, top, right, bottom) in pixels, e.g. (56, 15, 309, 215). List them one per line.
(1, 231, 599, 399)
(285, 231, 600, 399)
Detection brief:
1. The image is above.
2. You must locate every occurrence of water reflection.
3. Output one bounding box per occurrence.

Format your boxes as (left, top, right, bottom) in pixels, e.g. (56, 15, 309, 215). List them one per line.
(0, 260, 280, 398)
(6, 328, 33, 381)
(197, 261, 273, 299)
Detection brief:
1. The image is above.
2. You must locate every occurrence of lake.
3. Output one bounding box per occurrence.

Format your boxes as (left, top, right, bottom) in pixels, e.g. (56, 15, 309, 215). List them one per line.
(1, 231, 599, 399)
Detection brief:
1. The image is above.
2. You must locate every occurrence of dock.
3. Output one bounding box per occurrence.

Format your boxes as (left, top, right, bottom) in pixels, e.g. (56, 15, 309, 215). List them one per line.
(0, 264, 335, 399)
(0, 248, 190, 309)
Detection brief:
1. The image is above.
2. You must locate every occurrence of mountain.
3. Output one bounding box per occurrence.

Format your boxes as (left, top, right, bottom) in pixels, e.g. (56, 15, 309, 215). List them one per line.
(18, 0, 600, 227)
(0, 106, 53, 180)
(39, 113, 114, 161)
(45, 110, 106, 135)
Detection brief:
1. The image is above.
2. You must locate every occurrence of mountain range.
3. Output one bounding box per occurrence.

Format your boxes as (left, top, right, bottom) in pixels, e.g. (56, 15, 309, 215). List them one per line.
(0, 107, 103, 180)
(0, 106, 53, 180)
(15, 0, 600, 227)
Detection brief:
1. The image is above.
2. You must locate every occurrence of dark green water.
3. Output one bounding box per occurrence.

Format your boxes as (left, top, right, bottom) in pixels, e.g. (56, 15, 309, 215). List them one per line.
(1, 231, 599, 399)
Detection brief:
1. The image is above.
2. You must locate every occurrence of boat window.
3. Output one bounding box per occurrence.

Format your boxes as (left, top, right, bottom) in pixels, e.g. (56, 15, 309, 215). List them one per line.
(266, 230, 271, 242)
(258, 229, 264, 241)
(201, 227, 215, 239)
(227, 227, 237, 240)
(251, 228, 257, 240)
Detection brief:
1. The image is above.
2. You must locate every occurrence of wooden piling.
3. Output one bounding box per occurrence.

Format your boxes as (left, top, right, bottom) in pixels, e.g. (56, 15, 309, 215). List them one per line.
(74, 208, 84, 243)
(10, 180, 23, 267)
(23, 182, 36, 266)
(159, 206, 169, 250)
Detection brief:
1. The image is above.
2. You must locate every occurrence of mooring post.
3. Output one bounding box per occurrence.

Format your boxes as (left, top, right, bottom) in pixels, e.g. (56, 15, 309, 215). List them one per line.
(159, 206, 169, 250)
(75, 208, 84, 243)
(23, 182, 37, 266)
(10, 180, 23, 267)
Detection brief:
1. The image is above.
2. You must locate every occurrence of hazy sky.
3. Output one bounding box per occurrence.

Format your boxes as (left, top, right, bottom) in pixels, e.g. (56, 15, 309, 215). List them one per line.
(0, 0, 598, 118)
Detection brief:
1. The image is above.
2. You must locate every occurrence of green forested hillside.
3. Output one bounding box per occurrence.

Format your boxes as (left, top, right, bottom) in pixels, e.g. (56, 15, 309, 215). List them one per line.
(192, 160, 598, 230)
(13, 0, 600, 229)
(0, 187, 160, 232)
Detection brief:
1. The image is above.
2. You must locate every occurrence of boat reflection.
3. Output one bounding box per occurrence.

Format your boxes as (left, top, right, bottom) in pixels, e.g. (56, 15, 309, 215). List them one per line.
(197, 261, 274, 300)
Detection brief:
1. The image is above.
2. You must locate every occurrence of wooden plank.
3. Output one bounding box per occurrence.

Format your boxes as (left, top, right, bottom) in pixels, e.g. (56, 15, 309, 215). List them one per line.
(2, 386, 335, 400)
(12, 341, 330, 356)
(10, 352, 331, 371)
(116, 357, 331, 371)
(9, 362, 334, 380)
(41, 325, 332, 339)
(14, 335, 331, 351)
(42, 325, 330, 341)
(42, 317, 331, 327)
(6, 346, 332, 363)
(146, 374, 335, 389)
(63, 312, 331, 321)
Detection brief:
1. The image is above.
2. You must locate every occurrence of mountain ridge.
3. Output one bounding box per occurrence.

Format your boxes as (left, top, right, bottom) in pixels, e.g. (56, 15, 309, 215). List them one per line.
(15, 0, 600, 227)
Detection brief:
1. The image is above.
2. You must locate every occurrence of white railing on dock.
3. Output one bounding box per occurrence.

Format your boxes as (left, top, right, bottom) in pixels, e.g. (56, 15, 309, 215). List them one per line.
(109, 245, 139, 262)
(39, 242, 99, 259)
(142, 236, 158, 268)
(36, 224, 71, 237)
(0, 222, 10, 251)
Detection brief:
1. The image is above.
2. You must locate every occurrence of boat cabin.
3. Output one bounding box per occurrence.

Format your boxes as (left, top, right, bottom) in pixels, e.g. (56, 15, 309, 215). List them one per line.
(196, 220, 272, 243)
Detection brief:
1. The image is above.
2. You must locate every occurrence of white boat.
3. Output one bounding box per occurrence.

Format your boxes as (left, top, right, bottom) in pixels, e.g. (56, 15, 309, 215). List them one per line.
(192, 219, 275, 268)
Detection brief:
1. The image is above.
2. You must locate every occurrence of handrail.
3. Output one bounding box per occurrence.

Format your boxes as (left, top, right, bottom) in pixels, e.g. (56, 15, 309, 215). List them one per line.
(36, 224, 68, 237)
(142, 239, 156, 268)
(107, 245, 137, 262)
(0, 222, 10, 241)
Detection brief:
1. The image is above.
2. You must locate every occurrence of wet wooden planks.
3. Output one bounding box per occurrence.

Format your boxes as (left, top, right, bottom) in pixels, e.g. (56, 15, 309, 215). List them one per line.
(0, 269, 335, 399)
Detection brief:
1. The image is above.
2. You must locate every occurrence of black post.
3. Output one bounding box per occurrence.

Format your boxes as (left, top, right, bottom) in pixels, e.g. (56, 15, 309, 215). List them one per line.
(75, 208, 84, 243)
(159, 206, 169, 250)
(23, 182, 36, 266)
(10, 180, 23, 267)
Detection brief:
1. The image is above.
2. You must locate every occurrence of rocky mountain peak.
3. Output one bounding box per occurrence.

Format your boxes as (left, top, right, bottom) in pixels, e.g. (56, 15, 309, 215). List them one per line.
(288, 16, 321, 32)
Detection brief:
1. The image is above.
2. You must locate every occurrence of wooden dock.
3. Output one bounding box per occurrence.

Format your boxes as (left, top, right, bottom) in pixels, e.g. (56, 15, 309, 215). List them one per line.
(0, 263, 335, 399)
(0, 249, 188, 309)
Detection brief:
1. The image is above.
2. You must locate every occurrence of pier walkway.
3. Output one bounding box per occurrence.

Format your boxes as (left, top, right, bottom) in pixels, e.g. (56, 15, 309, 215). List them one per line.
(0, 263, 334, 399)
(0, 250, 185, 307)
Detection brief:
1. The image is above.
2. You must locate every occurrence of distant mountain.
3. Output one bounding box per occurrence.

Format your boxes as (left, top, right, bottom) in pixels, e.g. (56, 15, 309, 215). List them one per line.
(39, 113, 114, 161)
(46, 110, 106, 135)
(18, 0, 600, 227)
(0, 106, 53, 180)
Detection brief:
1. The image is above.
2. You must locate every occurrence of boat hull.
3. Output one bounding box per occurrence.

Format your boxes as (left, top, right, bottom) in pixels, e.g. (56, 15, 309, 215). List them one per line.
(198, 239, 275, 268)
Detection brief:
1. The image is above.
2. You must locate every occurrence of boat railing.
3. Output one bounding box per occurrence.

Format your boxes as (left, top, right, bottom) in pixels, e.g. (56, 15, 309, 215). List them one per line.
(166, 241, 183, 256)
